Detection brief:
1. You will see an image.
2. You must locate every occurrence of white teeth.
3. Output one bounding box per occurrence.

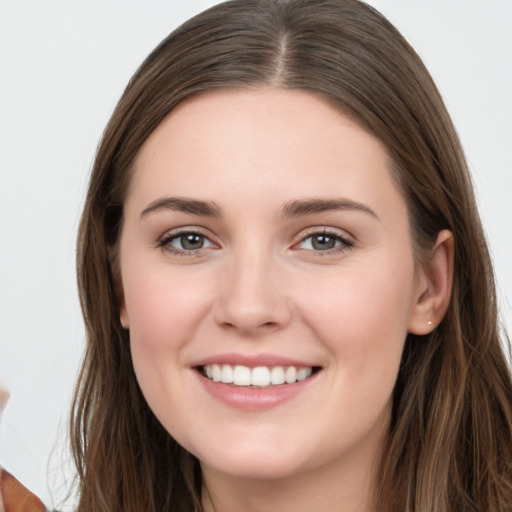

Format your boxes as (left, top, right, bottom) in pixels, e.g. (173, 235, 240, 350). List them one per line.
(233, 365, 251, 386)
(251, 366, 270, 386)
(203, 364, 315, 386)
(221, 364, 234, 383)
(212, 363, 222, 382)
(270, 366, 285, 385)
(285, 366, 297, 384)
(297, 368, 312, 381)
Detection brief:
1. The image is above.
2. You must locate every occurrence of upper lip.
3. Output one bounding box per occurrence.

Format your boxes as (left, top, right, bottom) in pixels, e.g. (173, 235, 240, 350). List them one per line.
(191, 353, 321, 369)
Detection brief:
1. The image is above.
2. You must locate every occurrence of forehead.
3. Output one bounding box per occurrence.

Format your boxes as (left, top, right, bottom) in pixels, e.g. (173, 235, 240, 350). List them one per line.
(128, 88, 403, 219)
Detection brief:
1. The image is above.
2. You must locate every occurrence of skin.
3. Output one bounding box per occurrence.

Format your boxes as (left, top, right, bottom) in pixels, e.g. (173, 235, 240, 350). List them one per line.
(118, 89, 453, 512)
(0, 385, 8, 410)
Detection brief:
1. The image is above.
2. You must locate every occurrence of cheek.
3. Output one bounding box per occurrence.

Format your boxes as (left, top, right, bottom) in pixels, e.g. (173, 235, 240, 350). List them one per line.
(121, 260, 216, 430)
(120, 252, 216, 392)
(122, 258, 210, 343)
(294, 255, 415, 383)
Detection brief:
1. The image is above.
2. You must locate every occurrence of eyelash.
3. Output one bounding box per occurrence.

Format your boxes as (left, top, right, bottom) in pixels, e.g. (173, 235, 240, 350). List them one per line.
(158, 229, 215, 256)
(294, 229, 355, 256)
(157, 228, 355, 256)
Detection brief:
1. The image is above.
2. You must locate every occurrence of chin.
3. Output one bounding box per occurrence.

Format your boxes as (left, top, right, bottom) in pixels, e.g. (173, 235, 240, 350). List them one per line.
(191, 435, 310, 481)
(201, 455, 305, 481)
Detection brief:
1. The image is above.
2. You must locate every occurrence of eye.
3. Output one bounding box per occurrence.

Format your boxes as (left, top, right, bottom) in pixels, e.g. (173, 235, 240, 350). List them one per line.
(159, 230, 215, 253)
(295, 230, 354, 253)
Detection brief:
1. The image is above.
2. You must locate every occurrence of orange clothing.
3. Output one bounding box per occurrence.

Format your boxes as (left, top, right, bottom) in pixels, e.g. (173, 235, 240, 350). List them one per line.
(0, 469, 48, 512)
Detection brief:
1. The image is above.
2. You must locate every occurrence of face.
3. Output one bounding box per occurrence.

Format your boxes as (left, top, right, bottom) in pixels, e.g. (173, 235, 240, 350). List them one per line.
(118, 89, 427, 482)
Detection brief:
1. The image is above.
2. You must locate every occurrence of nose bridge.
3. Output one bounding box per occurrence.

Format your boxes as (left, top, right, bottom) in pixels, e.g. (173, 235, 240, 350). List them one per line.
(214, 239, 291, 334)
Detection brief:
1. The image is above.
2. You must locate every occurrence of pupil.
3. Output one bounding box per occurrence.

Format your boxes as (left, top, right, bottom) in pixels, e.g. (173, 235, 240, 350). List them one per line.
(313, 234, 335, 250)
(182, 234, 203, 250)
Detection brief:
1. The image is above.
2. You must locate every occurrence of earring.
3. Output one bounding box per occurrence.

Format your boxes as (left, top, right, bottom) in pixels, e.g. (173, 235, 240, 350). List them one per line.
(427, 321, 432, 326)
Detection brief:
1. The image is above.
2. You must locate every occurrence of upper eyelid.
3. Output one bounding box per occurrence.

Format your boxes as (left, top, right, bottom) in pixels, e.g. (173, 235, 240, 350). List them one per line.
(159, 226, 215, 240)
(294, 226, 355, 243)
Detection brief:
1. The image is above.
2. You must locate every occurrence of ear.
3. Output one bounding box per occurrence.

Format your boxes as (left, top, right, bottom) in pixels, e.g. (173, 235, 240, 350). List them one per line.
(119, 293, 130, 329)
(108, 246, 130, 329)
(408, 230, 454, 335)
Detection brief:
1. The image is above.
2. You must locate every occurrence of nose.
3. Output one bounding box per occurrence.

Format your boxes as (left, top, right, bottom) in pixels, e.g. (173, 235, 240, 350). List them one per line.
(213, 249, 292, 336)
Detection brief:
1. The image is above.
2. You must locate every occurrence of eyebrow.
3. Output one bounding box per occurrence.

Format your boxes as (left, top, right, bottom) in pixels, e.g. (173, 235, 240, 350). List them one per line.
(140, 197, 222, 218)
(140, 196, 378, 220)
(281, 198, 378, 219)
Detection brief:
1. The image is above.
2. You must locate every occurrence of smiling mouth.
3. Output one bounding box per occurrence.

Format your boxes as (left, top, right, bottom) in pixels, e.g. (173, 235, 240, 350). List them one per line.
(199, 364, 321, 387)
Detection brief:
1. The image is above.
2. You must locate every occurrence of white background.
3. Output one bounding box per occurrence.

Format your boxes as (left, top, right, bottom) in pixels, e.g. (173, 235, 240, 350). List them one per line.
(0, 1, 511, 509)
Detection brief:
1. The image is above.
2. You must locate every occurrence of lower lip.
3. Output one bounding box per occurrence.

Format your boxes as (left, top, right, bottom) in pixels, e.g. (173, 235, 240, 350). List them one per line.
(196, 371, 320, 412)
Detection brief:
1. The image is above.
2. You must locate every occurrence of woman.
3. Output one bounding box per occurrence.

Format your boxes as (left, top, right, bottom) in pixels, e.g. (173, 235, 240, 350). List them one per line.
(70, 0, 512, 511)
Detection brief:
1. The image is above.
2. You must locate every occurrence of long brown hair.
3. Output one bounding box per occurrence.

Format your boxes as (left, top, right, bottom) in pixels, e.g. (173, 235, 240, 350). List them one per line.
(72, 1, 512, 510)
